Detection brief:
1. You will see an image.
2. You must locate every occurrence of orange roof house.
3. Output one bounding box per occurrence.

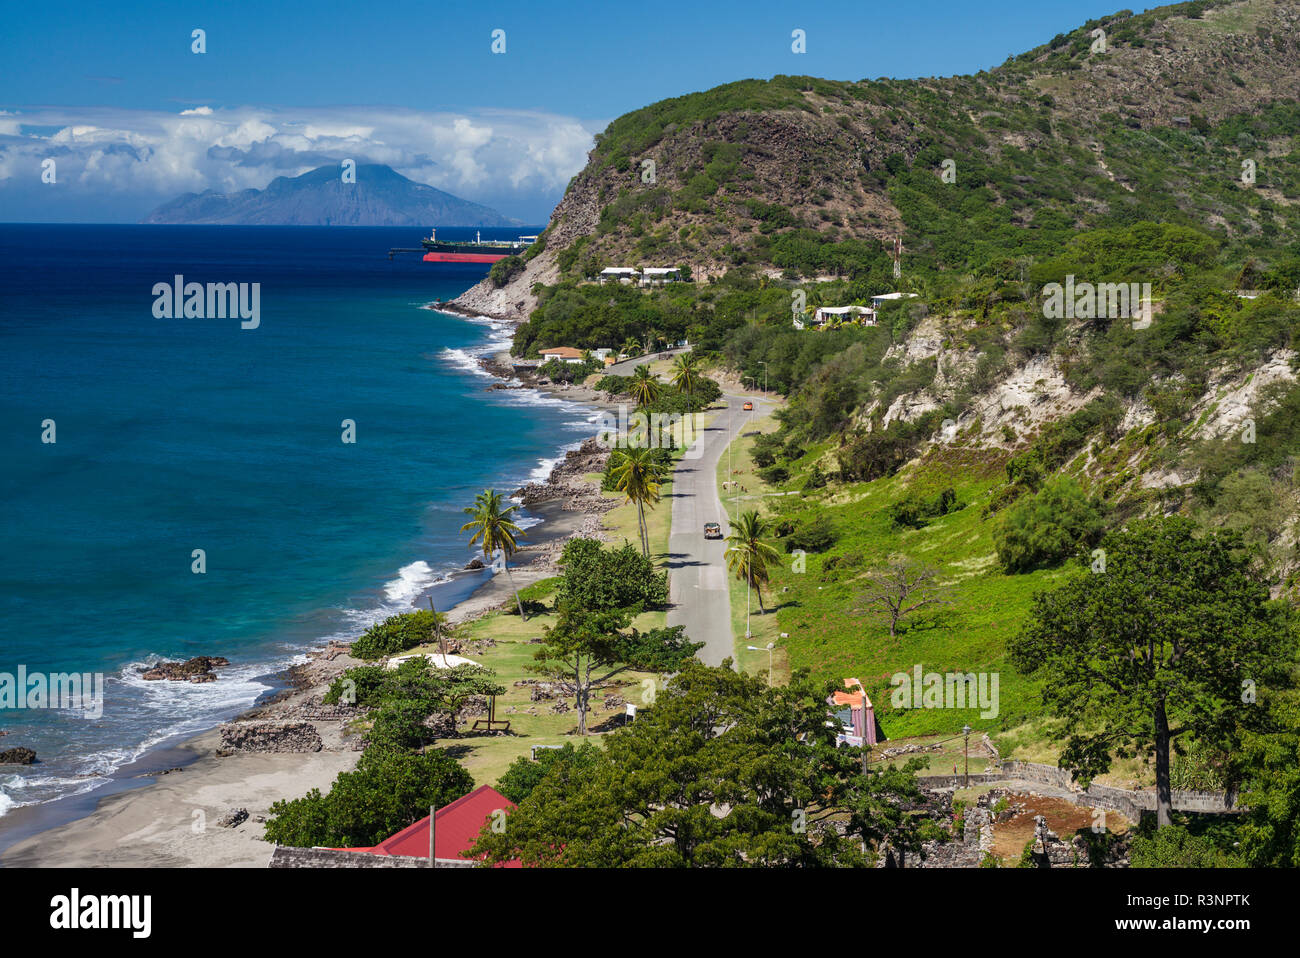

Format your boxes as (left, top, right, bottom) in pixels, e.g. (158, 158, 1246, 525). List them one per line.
(830, 679, 879, 747)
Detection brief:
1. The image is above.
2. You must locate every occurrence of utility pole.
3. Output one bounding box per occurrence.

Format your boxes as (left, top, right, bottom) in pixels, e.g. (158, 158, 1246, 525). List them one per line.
(429, 804, 437, 868)
(428, 597, 446, 664)
(962, 724, 972, 787)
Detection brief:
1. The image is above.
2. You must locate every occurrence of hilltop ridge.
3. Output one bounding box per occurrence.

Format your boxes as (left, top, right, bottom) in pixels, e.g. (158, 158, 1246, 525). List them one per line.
(144, 163, 518, 227)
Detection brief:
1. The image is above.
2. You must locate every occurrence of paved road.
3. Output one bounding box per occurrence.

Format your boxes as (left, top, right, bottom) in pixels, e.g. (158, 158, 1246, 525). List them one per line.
(603, 345, 690, 376)
(666, 393, 775, 667)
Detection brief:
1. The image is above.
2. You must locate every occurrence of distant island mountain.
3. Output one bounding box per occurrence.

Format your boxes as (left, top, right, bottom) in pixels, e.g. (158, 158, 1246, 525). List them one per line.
(142, 164, 519, 226)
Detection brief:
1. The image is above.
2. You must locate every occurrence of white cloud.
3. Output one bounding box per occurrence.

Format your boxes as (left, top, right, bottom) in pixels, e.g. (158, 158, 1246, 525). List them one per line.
(0, 104, 598, 221)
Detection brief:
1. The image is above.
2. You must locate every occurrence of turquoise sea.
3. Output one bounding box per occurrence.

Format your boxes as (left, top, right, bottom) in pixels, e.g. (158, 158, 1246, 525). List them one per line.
(0, 224, 593, 819)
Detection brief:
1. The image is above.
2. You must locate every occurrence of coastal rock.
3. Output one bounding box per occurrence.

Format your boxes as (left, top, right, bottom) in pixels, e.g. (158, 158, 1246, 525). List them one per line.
(515, 438, 616, 514)
(140, 656, 230, 683)
(218, 721, 323, 753)
(0, 747, 37, 765)
(216, 808, 249, 828)
(464, 558, 485, 571)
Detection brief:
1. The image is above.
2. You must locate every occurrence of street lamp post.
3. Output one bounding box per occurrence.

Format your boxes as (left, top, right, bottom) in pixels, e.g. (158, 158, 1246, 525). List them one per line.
(744, 576, 752, 639)
(961, 724, 972, 787)
(727, 399, 733, 516)
(746, 642, 774, 686)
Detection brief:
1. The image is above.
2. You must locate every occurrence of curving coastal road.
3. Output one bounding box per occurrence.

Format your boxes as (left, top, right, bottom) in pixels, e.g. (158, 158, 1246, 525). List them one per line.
(666, 393, 773, 667)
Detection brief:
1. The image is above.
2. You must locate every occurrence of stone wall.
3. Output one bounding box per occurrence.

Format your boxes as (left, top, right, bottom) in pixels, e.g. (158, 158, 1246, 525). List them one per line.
(915, 773, 1004, 789)
(997, 761, 1239, 820)
(268, 847, 476, 868)
(918, 761, 1238, 825)
(219, 721, 323, 753)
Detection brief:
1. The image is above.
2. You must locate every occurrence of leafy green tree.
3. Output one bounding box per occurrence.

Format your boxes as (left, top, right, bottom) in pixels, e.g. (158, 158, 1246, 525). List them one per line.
(1129, 820, 1243, 868)
(495, 742, 604, 805)
(461, 488, 528, 619)
(1236, 689, 1300, 866)
(781, 512, 838, 553)
(530, 604, 700, 735)
(556, 537, 668, 611)
(1010, 517, 1294, 827)
(326, 657, 504, 735)
(350, 610, 446, 661)
(993, 476, 1106, 573)
(725, 509, 782, 616)
(264, 748, 473, 849)
(470, 665, 936, 867)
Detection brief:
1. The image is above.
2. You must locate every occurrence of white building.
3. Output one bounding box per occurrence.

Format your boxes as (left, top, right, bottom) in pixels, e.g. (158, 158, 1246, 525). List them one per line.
(811, 305, 877, 327)
(870, 292, 919, 308)
(640, 267, 683, 286)
(539, 347, 586, 364)
(599, 267, 640, 285)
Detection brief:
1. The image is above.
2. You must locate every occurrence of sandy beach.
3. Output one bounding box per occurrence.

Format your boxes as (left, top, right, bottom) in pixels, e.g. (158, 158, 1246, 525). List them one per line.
(0, 326, 620, 869)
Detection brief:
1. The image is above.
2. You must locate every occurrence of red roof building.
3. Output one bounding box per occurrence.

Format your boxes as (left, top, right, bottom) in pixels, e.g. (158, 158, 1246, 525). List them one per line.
(335, 785, 520, 867)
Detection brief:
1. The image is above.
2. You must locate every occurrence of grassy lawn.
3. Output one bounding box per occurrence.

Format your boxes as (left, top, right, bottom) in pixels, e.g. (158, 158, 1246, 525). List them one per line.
(868, 732, 993, 777)
(714, 409, 794, 679)
(700, 407, 1173, 778)
(404, 578, 659, 789)
(394, 419, 708, 791)
(737, 435, 1076, 744)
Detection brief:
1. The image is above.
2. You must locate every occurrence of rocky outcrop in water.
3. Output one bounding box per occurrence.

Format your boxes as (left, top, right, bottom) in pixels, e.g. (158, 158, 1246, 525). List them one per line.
(0, 747, 37, 765)
(140, 656, 230, 683)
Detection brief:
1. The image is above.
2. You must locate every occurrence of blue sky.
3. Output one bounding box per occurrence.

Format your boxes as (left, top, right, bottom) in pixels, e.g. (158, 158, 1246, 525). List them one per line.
(1, 0, 1125, 222)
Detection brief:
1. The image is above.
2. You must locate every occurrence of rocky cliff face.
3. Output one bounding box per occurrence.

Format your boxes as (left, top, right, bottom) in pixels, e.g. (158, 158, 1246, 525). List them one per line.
(454, 0, 1300, 321)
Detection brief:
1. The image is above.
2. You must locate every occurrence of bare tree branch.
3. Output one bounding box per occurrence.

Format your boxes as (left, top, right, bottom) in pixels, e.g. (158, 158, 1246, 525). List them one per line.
(855, 556, 953, 638)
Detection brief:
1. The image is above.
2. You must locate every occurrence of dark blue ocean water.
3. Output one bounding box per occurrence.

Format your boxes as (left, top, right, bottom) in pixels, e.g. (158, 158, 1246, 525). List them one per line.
(0, 225, 590, 818)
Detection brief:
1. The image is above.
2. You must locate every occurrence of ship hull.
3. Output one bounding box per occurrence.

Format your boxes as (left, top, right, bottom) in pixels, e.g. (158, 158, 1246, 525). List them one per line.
(422, 251, 510, 264)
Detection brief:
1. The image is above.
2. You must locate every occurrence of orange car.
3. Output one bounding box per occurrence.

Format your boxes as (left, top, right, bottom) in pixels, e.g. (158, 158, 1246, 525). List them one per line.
(742, 401, 754, 411)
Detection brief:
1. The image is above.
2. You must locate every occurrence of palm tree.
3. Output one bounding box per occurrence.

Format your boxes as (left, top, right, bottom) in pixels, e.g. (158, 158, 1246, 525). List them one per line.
(724, 510, 782, 637)
(608, 446, 665, 558)
(460, 489, 528, 620)
(620, 337, 640, 360)
(630, 364, 661, 410)
(670, 352, 703, 439)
